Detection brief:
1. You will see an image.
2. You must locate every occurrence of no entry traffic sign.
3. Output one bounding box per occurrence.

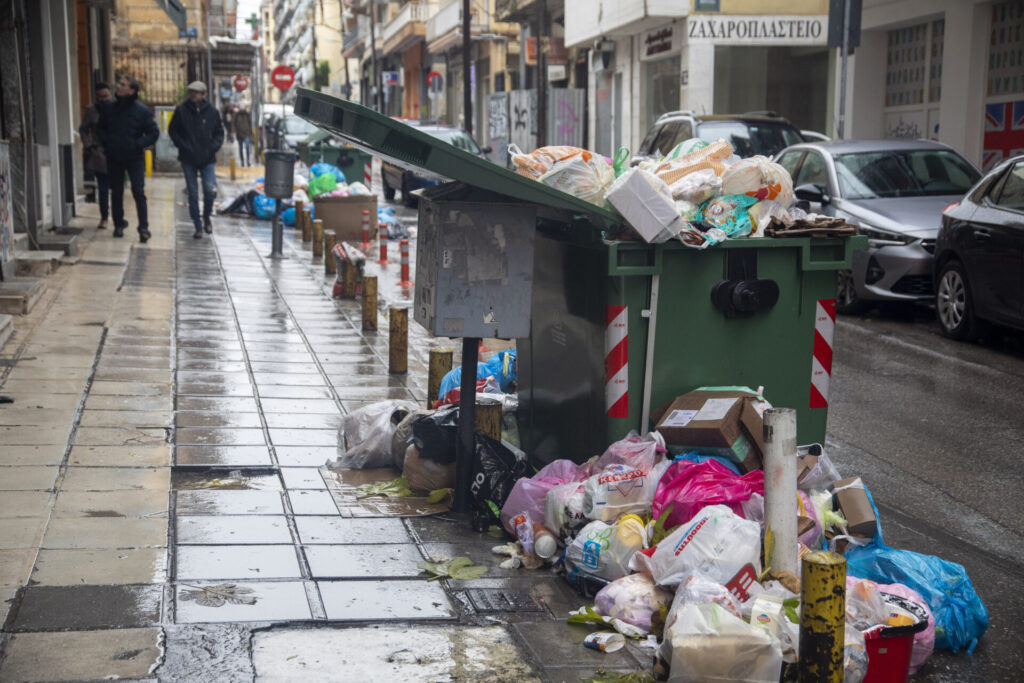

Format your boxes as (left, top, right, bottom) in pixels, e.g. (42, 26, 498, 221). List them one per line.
(271, 65, 295, 91)
(234, 75, 249, 91)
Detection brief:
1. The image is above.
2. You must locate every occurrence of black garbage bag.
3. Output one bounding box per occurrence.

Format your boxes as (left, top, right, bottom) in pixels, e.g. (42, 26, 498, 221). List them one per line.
(471, 432, 527, 523)
(411, 406, 459, 464)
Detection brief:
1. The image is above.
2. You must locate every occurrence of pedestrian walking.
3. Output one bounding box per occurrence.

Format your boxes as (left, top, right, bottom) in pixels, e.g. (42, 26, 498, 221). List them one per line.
(78, 81, 113, 229)
(168, 81, 225, 239)
(234, 106, 253, 166)
(98, 74, 159, 242)
(223, 103, 235, 143)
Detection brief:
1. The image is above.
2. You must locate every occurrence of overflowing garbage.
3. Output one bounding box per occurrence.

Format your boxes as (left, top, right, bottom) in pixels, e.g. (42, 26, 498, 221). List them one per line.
(509, 140, 853, 248)
(326, 376, 987, 681)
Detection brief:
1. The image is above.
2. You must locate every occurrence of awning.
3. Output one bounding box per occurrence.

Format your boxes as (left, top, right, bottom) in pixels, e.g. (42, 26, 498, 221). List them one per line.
(152, 0, 187, 31)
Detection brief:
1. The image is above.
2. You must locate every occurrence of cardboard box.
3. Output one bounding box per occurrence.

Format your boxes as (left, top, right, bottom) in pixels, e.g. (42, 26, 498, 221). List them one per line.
(312, 194, 378, 242)
(653, 390, 766, 470)
(606, 168, 686, 243)
(832, 476, 877, 537)
(796, 453, 819, 484)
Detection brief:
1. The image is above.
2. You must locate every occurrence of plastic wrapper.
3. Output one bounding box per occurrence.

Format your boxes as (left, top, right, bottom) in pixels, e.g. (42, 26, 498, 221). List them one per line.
(308, 172, 337, 197)
(721, 156, 794, 206)
(330, 400, 419, 470)
(675, 199, 701, 222)
(471, 433, 528, 521)
(651, 459, 765, 530)
(595, 573, 672, 631)
(747, 200, 789, 238)
(310, 162, 345, 183)
(500, 459, 587, 536)
(545, 481, 588, 542)
(438, 350, 516, 399)
(538, 154, 614, 206)
(583, 458, 671, 522)
(411, 406, 459, 464)
(659, 602, 782, 683)
(699, 193, 759, 238)
(668, 168, 722, 204)
(653, 139, 734, 185)
(663, 137, 709, 161)
(402, 444, 455, 492)
(630, 505, 762, 587)
(348, 181, 372, 195)
(877, 581, 936, 674)
(593, 431, 665, 472)
(844, 621, 869, 683)
(846, 576, 890, 631)
(798, 450, 841, 492)
(509, 144, 591, 179)
(665, 573, 742, 637)
(566, 517, 646, 582)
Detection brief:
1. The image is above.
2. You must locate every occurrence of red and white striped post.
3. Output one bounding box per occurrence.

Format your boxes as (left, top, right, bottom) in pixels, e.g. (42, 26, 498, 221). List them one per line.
(809, 299, 836, 409)
(398, 239, 413, 288)
(359, 210, 371, 252)
(377, 219, 390, 265)
(363, 161, 372, 188)
(605, 305, 629, 418)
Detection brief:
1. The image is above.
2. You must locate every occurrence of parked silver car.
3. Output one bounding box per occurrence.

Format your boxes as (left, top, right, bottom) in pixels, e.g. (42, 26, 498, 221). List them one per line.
(774, 140, 981, 313)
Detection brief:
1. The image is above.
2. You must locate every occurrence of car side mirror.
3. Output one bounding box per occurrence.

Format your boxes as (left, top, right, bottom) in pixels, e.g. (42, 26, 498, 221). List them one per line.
(794, 183, 829, 204)
(481, 146, 493, 155)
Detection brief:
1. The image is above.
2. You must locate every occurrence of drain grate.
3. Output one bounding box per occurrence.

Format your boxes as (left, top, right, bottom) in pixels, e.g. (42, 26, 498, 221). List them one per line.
(465, 588, 543, 614)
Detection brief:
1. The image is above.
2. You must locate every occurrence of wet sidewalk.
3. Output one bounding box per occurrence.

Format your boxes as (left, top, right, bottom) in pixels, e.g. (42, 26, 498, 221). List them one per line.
(0, 176, 650, 682)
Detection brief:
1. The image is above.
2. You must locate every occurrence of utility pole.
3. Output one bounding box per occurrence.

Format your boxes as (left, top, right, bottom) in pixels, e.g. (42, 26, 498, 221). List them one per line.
(340, 0, 352, 98)
(837, 0, 850, 139)
(535, 0, 546, 146)
(462, 0, 472, 135)
(311, 3, 318, 91)
(368, 0, 382, 111)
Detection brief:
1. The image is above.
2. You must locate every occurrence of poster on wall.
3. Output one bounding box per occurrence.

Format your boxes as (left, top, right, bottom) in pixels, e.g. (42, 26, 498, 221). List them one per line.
(0, 141, 12, 271)
(982, 100, 1024, 171)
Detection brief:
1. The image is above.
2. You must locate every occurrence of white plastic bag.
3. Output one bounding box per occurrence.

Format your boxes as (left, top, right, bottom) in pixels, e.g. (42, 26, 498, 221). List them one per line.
(544, 481, 588, 542)
(565, 517, 646, 581)
(660, 602, 783, 683)
(595, 573, 673, 631)
(329, 400, 419, 470)
(537, 154, 614, 206)
(721, 156, 794, 206)
(666, 573, 742, 632)
(630, 505, 761, 587)
(606, 168, 686, 243)
(669, 169, 722, 204)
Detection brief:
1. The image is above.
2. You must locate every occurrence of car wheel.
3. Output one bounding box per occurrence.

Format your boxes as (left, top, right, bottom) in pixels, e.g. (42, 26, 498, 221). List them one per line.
(382, 172, 395, 201)
(836, 269, 867, 315)
(936, 260, 982, 340)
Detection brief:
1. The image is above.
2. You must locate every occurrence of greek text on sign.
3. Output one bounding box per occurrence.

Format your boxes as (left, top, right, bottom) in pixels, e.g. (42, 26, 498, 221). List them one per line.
(687, 15, 827, 45)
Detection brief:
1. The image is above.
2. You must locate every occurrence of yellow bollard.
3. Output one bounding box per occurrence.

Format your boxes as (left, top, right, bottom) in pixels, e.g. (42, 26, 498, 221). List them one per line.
(799, 550, 846, 682)
(145, 149, 153, 178)
(340, 257, 358, 299)
(323, 230, 337, 275)
(312, 219, 324, 258)
(474, 396, 502, 441)
(302, 208, 312, 242)
(427, 348, 454, 408)
(361, 275, 378, 332)
(389, 307, 408, 374)
(230, 156, 236, 181)
(294, 199, 304, 230)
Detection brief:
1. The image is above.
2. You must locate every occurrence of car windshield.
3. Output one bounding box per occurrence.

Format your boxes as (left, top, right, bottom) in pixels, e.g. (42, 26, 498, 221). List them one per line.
(695, 121, 804, 157)
(428, 129, 480, 154)
(834, 150, 981, 199)
(284, 117, 317, 135)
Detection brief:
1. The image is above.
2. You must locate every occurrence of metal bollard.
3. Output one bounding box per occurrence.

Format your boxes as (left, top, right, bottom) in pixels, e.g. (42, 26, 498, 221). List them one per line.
(294, 199, 304, 230)
(145, 149, 153, 177)
(377, 222, 390, 265)
(474, 396, 502, 441)
(359, 210, 371, 252)
(389, 307, 408, 374)
(302, 208, 312, 242)
(341, 256, 358, 299)
(230, 156, 237, 181)
(324, 230, 337, 275)
(427, 348, 453, 409)
(361, 275, 378, 331)
(799, 550, 847, 683)
(398, 239, 412, 288)
(312, 219, 324, 258)
(764, 407, 798, 575)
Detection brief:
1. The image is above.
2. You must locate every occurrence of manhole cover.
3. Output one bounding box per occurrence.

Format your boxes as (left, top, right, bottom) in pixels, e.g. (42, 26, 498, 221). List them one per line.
(465, 588, 543, 614)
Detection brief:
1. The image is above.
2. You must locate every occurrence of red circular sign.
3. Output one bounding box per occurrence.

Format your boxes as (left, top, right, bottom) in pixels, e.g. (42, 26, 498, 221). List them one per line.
(233, 75, 249, 92)
(271, 65, 295, 91)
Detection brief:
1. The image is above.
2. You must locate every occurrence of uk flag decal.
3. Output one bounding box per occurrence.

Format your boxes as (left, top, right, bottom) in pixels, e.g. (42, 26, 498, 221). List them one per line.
(982, 100, 1024, 171)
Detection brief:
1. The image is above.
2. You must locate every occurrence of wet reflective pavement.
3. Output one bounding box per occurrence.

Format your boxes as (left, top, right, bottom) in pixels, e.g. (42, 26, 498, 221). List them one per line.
(0, 177, 647, 681)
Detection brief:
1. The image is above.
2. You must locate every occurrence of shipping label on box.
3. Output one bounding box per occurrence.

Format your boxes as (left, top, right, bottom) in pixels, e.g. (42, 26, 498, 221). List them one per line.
(653, 390, 765, 468)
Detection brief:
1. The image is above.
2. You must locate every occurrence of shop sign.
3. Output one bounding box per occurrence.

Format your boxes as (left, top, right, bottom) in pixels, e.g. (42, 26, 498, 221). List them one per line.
(686, 15, 828, 45)
(526, 37, 567, 66)
(644, 26, 674, 58)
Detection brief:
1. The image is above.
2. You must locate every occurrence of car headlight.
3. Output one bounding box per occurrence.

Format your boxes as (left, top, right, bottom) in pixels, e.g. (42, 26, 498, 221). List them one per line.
(857, 224, 916, 247)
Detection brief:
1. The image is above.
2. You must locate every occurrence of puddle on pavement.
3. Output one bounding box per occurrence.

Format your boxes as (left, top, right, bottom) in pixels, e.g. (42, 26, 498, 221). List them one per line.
(251, 624, 540, 681)
(319, 467, 451, 517)
(172, 469, 281, 491)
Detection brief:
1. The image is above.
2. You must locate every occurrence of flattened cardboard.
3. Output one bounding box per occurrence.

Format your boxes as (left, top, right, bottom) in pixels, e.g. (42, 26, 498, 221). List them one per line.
(653, 390, 766, 470)
(796, 453, 819, 483)
(832, 476, 877, 537)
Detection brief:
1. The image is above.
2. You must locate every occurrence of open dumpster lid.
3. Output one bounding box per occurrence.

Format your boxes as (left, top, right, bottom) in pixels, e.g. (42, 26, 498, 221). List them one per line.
(294, 88, 624, 229)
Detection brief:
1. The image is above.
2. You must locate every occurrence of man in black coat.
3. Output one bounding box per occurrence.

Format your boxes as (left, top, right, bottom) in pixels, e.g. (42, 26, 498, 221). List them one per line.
(99, 75, 160, 242)
(168, 81, 225, 238)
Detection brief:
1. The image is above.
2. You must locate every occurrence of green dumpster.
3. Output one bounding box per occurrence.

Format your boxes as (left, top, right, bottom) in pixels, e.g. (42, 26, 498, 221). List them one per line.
(293, 88, 865, 465)
(297, 129, 374, 186)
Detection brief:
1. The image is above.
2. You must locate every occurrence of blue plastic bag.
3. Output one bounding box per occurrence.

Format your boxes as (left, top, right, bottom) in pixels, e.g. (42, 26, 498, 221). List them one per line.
(437, 350, 517, 399)
(310, 162, 345, 183)
(842, 486, 989, 653)
(252, 194, 276, 220)
(282, 207, 295, 226)
(672, 452, 742, 475)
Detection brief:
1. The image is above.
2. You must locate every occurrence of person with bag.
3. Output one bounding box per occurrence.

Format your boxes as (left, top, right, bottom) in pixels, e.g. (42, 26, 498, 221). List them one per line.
(168, 81, 225, 239)
(98, 75, 159, 242)
(78, 81, 113, 229)
(234, 106, 253, 166)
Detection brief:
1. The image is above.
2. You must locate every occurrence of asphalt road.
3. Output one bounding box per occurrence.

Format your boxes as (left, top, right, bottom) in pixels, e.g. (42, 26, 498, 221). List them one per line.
(827, 304, 1024, 682)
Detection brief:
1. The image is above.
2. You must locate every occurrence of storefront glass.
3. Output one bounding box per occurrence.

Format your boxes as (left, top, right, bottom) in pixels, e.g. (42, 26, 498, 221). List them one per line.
(645, 55, 681, 130)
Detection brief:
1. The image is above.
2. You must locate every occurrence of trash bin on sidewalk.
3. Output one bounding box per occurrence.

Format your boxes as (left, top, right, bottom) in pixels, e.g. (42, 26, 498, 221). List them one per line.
(297, 130, 373, 186)
(293, 89, 864, 465)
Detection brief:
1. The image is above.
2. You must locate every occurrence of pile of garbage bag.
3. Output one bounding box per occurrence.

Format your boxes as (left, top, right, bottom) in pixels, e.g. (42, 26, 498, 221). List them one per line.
(509, 140, 853, 249)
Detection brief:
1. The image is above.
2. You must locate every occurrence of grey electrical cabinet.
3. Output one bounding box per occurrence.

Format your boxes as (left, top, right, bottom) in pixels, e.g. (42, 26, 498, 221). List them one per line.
(414, 183, 536, 340)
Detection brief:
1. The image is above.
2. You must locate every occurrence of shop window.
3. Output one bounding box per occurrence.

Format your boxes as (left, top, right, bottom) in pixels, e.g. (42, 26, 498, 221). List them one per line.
(644, 56, 681, 130)
(884, 20, 944, 139)
(988, 2, 1024, 97)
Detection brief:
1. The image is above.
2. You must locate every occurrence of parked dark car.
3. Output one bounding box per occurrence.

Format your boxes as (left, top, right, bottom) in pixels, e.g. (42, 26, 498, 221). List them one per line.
(934, 154, 1024, 339)
(774, 140, 981, 313)
(381, 123, 491, 206)
(632, 111, 806, 165)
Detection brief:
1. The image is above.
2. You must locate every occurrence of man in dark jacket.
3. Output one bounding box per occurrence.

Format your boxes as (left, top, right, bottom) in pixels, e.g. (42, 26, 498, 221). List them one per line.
(168, 81, 225, 238)
(78, 81, 113, 229)
(99, 75, 160, 242)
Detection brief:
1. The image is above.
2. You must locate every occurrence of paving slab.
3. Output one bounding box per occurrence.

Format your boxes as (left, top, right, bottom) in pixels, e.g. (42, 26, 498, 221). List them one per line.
(0, 518, 47, 549)
(83, 393, 174, 412)
(304, 544, 424, 579)
(0, 425, 71, 445)
(0, 408, 77, 427)
(175, 490, 284, 515)
(79, 410, 172, 428)
(174, 580, 313, 624)
(68, 444, 172, 467)
(174, 411, 263, 428)
(176, 515, 292, 545)
(176, 427, 267, 446)
(259, 398, 341, 415)
(176, 396, 260, 412)
(0, 548, 36, 588)
(175, 545, 302, 581)
(73, 426, 168, 447)
(269, 428, 337, 447)
(0, 466, 59, 491)
(31, 548, 167, 586)
(175, 445, 274, 468)
(52, 490, 167, 518)
(0, 491, 52, 518)
(287, 490, 339, 515)
(316, 579, 454, 621)
(275, 446, 337, 467)
(60, 466, 170, 491)
(0, 627, 163, 681)
(279, 468, 328, 490)
(263, 412, 344, 430)
(7, 584, 163, 631)
(41, 517, 168, 549)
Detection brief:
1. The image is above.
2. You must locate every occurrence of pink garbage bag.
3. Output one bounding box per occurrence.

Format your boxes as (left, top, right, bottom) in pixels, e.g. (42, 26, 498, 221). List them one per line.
(651, 459, 764, 530)
(593, 431, 664, 473)
(499, 459, 587, 536)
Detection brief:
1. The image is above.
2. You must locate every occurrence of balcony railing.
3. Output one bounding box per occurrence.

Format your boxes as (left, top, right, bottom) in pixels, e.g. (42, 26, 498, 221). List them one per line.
(427, 0, 488, 45)
(382, 1, 434, 49)
(343, 15, 370, 52)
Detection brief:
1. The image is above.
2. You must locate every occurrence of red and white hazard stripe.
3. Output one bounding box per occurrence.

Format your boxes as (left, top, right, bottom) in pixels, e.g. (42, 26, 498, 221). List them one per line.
(364, 162, 372, 188)
(810, 299, 836, 409)
(605, 305, 629, 418)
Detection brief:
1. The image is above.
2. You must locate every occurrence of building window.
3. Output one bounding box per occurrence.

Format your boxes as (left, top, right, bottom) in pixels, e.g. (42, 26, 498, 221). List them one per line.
(645, 55, 680, 130)
(884, 20, 944, 139)
(988, 1, 1024, 97)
